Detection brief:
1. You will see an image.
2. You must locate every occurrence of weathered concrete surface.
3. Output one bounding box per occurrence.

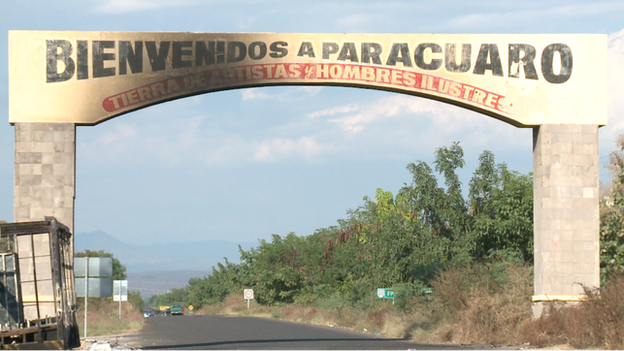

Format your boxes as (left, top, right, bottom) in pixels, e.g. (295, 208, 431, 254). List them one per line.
(14, 123, 76, 234)
(532, 124, 600, 317)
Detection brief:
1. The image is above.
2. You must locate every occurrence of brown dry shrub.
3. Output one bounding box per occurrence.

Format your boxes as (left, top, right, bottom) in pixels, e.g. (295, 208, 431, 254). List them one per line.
(195, 301, 224, 315)
(224, 293, 246, 313)
(522, 273, 624, 349)
(197, 293, 256, 315)
(340, 311, 357, 328)
(365, 307, 388, 330)
(379, 309, 407, 338)
(520, 302, 569, 348)
(279, 304, 303, 321)
(427, 261, 533, 345)
(303, 307, 321, 321)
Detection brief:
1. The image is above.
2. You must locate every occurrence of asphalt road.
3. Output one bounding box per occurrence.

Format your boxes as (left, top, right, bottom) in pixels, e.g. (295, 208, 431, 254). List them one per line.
(139, 315, 476, 350)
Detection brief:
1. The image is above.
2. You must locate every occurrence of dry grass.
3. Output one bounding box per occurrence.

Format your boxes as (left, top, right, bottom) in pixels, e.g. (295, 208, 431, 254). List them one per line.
(423, 262, 533, 346)
(76, 298, 143, 337)
(522, 274, 624, 350)
(194, 263, 534, 345)
(196, 294, 273, 318)
(197, 293, 417, 337)
(194, 269, 624, 349)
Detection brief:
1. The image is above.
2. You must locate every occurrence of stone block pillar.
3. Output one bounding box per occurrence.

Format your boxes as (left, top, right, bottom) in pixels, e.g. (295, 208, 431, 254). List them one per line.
(14, 123, 76, 234)
(532, 124, 600, 317)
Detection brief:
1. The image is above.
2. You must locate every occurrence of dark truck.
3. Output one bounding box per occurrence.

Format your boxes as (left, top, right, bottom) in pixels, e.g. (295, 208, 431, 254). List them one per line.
(170, 304, 184, 316)
(0, 218, 80, 349)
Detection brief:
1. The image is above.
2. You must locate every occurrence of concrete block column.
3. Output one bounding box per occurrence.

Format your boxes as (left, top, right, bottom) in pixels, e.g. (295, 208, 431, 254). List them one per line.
(532, 124, 600, 317)
(14, 123, 76, 234)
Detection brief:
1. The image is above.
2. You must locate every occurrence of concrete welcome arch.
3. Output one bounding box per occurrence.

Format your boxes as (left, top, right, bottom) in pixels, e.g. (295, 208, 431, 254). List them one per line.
(8, 31, 607, 316)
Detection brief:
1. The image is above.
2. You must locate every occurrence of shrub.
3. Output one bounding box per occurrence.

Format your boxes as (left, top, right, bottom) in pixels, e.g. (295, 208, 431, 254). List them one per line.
(427, 259, 533, 345)
(522, 273, 624, 349)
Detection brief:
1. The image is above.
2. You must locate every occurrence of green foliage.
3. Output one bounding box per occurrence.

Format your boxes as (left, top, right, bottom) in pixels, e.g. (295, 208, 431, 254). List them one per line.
(468, 151, 534, 262)
(149, 287, 189, 307)
(128, 291, 144, 312)
(147, 142, 535, 312)
(75, 249, 127, 280)
(391, 280, 429, 312)
(600, 135, 624, 285)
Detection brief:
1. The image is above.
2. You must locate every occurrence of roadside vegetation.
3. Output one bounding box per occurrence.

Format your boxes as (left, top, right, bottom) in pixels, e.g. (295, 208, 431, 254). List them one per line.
(76, 296, 143, 337)
(74, 250, 145, 337)
(150, 139, 624, 349)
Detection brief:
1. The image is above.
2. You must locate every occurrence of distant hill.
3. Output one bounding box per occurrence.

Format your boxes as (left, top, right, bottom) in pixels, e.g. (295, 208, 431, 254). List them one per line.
(126, 270, 211, 300)
(75, 230, 256, 272)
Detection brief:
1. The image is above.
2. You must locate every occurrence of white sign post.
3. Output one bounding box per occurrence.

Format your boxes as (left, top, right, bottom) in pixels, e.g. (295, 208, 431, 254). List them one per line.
(244, 289, 254, 309)
(113, 280, 128, 319)
(84, 257, 88, 338)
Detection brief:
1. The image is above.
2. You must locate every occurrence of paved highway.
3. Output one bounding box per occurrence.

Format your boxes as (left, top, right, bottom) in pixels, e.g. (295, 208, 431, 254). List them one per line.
(139, 315, 472, 350)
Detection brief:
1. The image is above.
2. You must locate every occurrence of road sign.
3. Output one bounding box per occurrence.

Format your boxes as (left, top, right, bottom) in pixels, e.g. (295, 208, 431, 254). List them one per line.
(188, 305, 194, 311)
(113, 280, 128, 302)
(74, 257, 113, 277)
(376, 288, 395, 299)
(244, 289, 254, 300)
(75, 277, 113, 297)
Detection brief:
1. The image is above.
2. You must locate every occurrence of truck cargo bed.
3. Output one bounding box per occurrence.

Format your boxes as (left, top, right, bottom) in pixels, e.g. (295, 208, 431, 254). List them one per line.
(0, 218, 80, 350)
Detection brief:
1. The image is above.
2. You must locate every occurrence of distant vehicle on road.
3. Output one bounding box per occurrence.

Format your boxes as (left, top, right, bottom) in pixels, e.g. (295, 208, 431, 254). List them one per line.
(171, 304, 184, 315)
(143, 310, 153, 318)
(159, 305, 171, 316)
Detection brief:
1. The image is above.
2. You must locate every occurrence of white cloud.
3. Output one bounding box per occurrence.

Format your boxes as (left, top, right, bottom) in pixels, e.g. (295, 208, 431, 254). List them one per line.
(241, 88, 274, 101)
(77, 92, 528, 170)
(308, 105, 359, 118)
(98, 123, 137, 146)
(445, 2, 624, 30)
(598, 28, 624, 157)
(241, 86, 324, 102)
(607, 29, 624, 128)
(95, 0, 200, 14)
(235, 15, 259, 30)
(329, 114, 364, 133)
(335, 13, 374, 31)
(79, 113, 331, 167)
(295, 86, 323, 97)
(193, 135, 329, 166)
(253, 137, 324, 163)
(309, 94, 487, 136)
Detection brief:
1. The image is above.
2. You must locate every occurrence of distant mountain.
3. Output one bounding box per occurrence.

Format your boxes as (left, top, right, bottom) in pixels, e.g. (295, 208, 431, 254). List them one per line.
(127, 270, 211, 300)
(75, 230, 256, 273)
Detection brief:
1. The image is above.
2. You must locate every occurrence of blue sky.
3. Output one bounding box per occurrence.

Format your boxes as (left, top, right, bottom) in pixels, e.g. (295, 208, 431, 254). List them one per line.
(1, 1, 624, 246)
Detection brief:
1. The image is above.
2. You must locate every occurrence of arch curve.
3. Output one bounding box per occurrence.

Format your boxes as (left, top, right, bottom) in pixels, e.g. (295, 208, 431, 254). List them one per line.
(99, 79, 520, 127)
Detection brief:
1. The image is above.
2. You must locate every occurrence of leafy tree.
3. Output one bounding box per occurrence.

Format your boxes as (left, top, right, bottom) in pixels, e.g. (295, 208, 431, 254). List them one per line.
(128, 291, 144, 312)
(468, 151, 533, 262)
(433, 142, 467, 237)
(401, 161, 440, 231)
(600, 134, 624, 284)
(75, 249, 127, 280)
(149, 287, 189, 307)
